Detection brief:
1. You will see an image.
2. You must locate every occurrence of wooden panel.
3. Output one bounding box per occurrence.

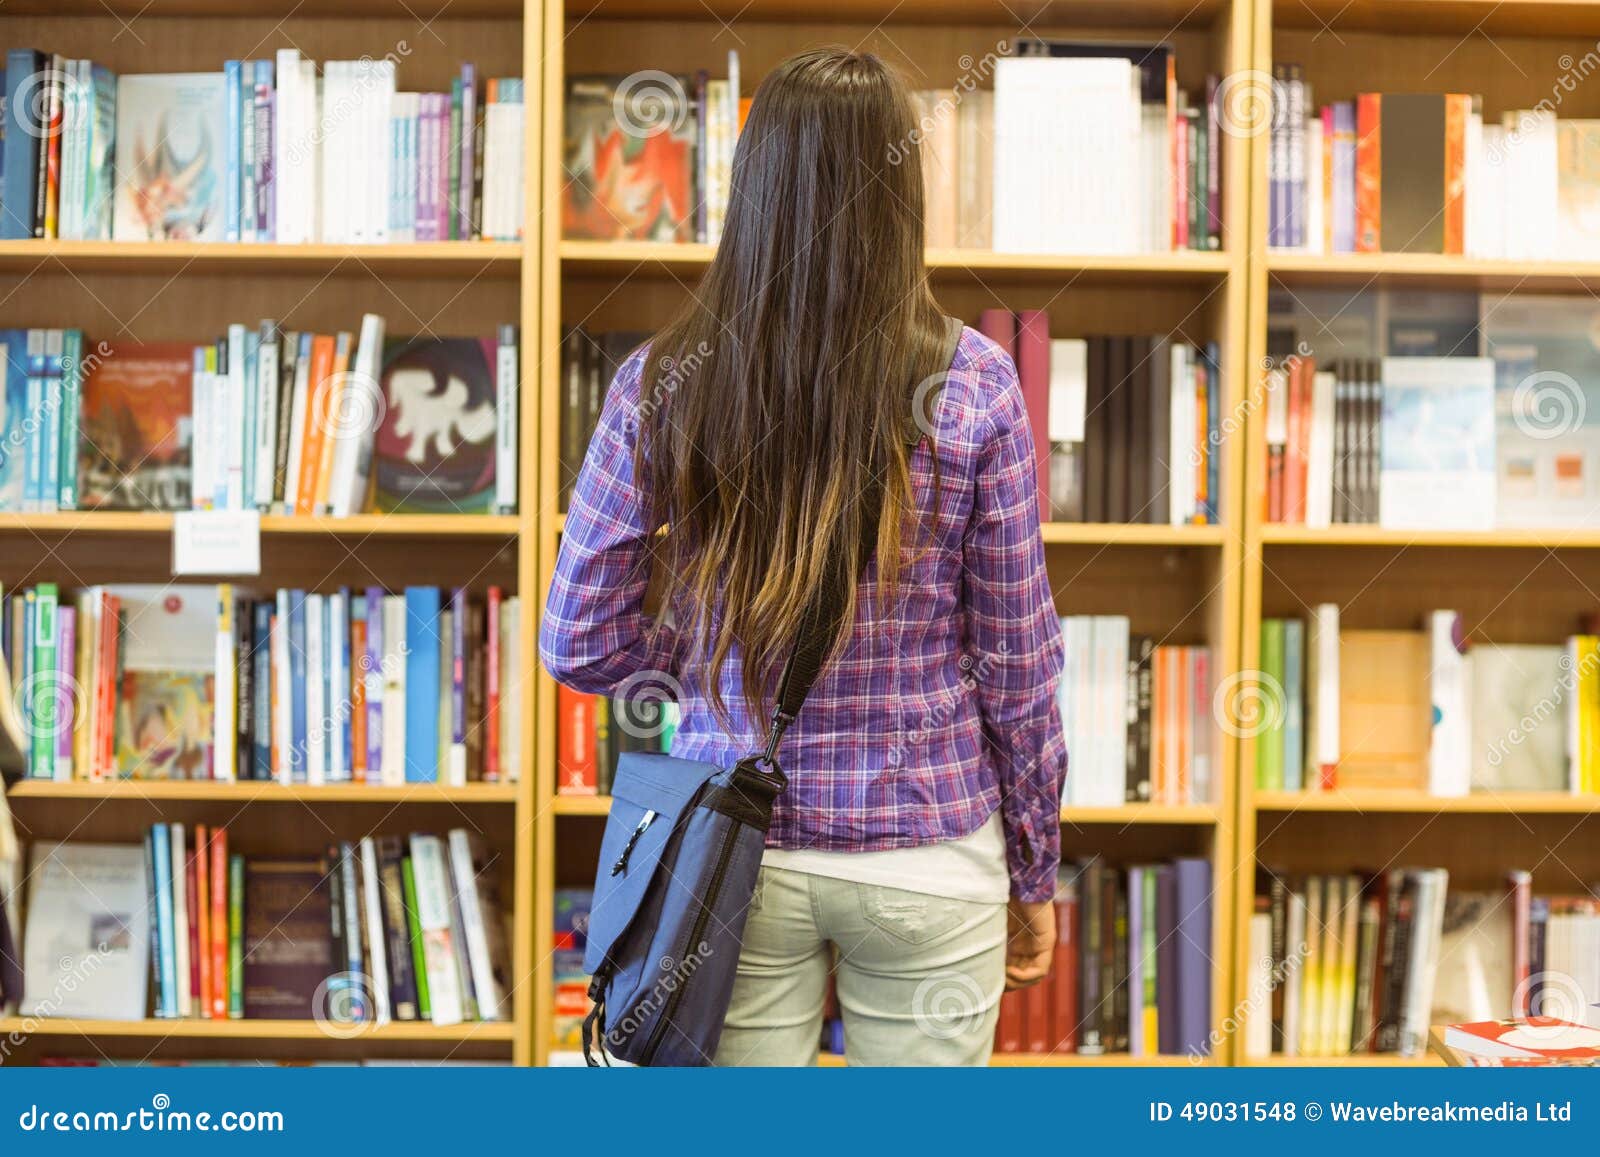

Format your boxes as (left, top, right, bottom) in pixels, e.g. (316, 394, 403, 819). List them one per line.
(1274, 0, 1600, 37)
(0, 241, 521, 278)
(571, 0, 1227, 26)
(1046, 542, 1225, 648)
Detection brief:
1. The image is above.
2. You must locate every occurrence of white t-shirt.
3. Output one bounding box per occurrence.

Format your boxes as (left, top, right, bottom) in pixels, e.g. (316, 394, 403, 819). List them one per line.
(760, 812, 1009, 904)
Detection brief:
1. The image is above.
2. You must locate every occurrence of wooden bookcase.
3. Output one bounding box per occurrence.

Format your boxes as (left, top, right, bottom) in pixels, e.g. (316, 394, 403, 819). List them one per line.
(534, 0, 1253, 1066)
(0, 0, 541, 1066)
(1230, 0, 1600, 1067)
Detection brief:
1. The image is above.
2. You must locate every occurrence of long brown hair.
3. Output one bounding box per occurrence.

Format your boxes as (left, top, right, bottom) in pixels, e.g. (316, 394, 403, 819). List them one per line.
(636, 48, 947, 728)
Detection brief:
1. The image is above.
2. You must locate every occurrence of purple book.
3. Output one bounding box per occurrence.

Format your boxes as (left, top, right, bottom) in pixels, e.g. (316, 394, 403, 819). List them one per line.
(364, 586, 384, 775)
(1174, 857, 1213, 1058)
(457, 64, 476, 241)
(1127, 865, 1144, 1056)
(1156, 864, 1179, 1055)
(416, 94, 437, 242)
(55, 606, 75, 778)
(433, 91, 451, 242)
(255, 60, 275, 240)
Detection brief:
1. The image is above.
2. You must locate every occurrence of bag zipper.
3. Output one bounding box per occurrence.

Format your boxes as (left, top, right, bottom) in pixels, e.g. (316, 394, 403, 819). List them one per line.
(640, 820, 738, 1065)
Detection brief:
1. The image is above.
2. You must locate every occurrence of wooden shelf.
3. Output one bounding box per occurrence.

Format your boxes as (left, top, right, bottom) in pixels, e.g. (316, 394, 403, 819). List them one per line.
(1242, 1052, 1440, 1067)
(8, 780, 518, 804)
(1256, 790, 1600, 815)
(0, 240, 522, 277)
(817, 1050, 1204, 1067)
(0, 512, 522, 538)
(1260, 524, 1600, 549)
(555, 795, 1218, 824)
(553, 514, 1224, 547)
(1272, 0, 1600, 36)
(569, 0, 1227, 24)
(0, 1017, 515, 1042)
(560, 239, 1232, 283)
(1269, 252, 1600, 293)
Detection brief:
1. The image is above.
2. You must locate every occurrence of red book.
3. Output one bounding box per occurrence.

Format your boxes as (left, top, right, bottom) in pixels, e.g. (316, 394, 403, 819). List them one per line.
(557, 685, 598, 795)
(1443, 1018, 1600, 1062)
(1025, 975, 1052, 1052)
(1052, 884, 1079, 1053)
(996, 989, 1024, 1053)
(485, 587, 502, 783)
(193, 825, 211, 1018)
(1283, 357, 1307, 523)
(1356, 94, 1382, 252)
(1014, 310, 1053, 522)
(185, 849, 202, 1014)
(210, 826, 228, 1019)
(976, 309, 1016, 357)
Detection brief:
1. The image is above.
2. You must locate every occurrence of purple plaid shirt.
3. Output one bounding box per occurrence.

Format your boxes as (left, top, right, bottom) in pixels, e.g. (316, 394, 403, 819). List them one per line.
(540, 327, 1067, 901)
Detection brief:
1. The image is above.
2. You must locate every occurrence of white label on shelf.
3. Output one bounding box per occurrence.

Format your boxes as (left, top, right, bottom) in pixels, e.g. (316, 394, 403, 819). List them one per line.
(173, 510, 261, 576)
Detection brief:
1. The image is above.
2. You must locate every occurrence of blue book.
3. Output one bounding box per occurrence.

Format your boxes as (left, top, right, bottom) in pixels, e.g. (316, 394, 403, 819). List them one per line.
(254, 60, 275, 241)
(150, 823, 179, 1018)
(22, 330, 44, 511)
(40, 330, 63, 513)
(223, 61, 242, 241)
(1282, 618, 1305, 792)
(253, 600, 273, 779)
(57, 329, 82, 509)
(0, 330, 27, 510)
(2, 52, 44, 240)
(1173, 856, 1213, 1058)
(403, 586, 441, 783)
(288, 589, 308, 783)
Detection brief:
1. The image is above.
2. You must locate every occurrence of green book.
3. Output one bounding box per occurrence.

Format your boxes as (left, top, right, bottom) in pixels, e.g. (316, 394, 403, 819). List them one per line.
(401, 855, 431, 1019)
(30, 583, 58, 778)
(1258, 618, 1286, 790)
(228, 853, 245, 1018)
(58, 330, 82, 510)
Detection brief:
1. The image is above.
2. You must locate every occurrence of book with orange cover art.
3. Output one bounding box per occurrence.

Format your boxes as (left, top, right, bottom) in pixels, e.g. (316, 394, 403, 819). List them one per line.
(293, 335, 335, 515)
(562, 75, 693, 242)
(1444, 94, 1468, 255)
(79, 342, 194, 510)
(1356, 93, 1381, 252)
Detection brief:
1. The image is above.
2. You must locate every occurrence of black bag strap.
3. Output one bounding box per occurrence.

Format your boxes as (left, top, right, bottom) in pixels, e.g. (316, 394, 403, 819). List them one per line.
(754, 315, 964, 769)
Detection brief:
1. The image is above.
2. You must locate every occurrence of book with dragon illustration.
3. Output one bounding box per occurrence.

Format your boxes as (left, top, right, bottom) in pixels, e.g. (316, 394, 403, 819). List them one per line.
(562, 75, 694, 241)
(112, 73, 226, 242)
(372, 337, 499, 513)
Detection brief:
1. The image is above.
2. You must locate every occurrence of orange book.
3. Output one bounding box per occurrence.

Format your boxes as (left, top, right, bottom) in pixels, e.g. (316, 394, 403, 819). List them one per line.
(1175, 648, 1193, 804)
(97, 591, 120, 779)
(1322, 105, 1335, 253)
(1356, 93, 1382, 252)
(193, 824, 211, 1018)
(351, 615, 368, 782)
(557, 685, 598, 794)
(1443, 94, 1468, 255)
(312, 332, 352, 514)
(1192, 363, 1208, 524)
(210, 826, 228, 1019)
(268, 612, 281, 782)
(1150, 648, 1169, 803)
(294, 335, 336, 515)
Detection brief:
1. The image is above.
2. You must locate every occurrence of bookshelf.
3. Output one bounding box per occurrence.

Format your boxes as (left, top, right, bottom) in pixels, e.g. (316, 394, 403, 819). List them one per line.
(535, 0, 1254, 1067)
(0, 0, 541, 1066)
(1231, 0, 1600, 1066)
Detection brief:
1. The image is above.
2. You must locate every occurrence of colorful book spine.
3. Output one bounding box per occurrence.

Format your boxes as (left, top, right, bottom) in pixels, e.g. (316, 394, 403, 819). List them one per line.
(404, 587, 442, 783)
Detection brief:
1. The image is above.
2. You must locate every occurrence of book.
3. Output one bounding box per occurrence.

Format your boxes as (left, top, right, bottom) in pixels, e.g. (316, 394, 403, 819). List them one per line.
(112, 73, 227, 242)
(1471, 644, 1569, 793)
(77, 343, 193, 511)
(562, 74, 695, 242)
(1378, 357, 1496, 531)
(21, 840, 150, 1019)
(373, 337, 501, 514)
(240, 856, 332, 1019)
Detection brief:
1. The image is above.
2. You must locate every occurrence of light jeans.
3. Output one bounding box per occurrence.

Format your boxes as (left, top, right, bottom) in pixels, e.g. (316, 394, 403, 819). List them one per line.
(713, 865, 1007, 1067)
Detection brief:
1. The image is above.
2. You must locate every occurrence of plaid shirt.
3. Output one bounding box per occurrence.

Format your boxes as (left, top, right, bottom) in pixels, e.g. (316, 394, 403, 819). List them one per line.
(540, 327, 1067, 901)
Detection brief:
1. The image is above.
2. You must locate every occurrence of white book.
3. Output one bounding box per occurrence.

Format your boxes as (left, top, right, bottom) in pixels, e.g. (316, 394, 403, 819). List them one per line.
(359, 837, 392, 1026)
(302, 59, 320, 242)
(1170, 344, 1196, 524)
(191, 351, 212, 509)
(1400, 869, 1450, 1056)
(1305, 603, 1340, 790)
(210, 352, 229, 508)
(328, 591, 349, 781)
(305, 593, 326, 784)
(213, 586, 237, 782)
(1282, 891, 1305, 1056)
(22, 841, 151, 1019)
(1047, 338, 1087, 444)
(273, 50, 300, 243)
(408, 834, 465, 1026)
(1055, 617, 1075, 789)
(1478, 124, 1507, 260)
(1378, 357, 1496, 531)
(330, 313, 386, 518)
(1095, 615, 1130, 806)
(1246, 912, 1273, 1059)
(322, 62, 346, 243)
(1140, 103, 1170, 253)
(370, 62, 395, 244)
(381, 596, 408, 786)
(447, 829, 506, 1021)
(170, 823, 191, 1017)
(1305, 370, 1336, 527)
(1303, 117, 1325, 255)
(253, 323, 280, 510)
(495, 325, 519, 514)
(273, 590, 292, 784)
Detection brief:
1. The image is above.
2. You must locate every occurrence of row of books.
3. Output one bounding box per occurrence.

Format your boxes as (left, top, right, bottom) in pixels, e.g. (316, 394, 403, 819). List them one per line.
(561, 42, 1223, 255)
(563, 55, 743, 245)
(18, 829, 509, 1024)
(1246, 869, 1600, 1059)
(1, 50, 523, 243)
(1268, 74, 1600, 260)
(557, 328, 645, 509)
(994, 858, 1213, 1057)
(1057, 616, 1213, 808)
(552, 888, 591, 1051)
(4, 582, 522, 786)
(0, 320, 518, 516)
(1257, 604, 1600, 797)
(555, 687, 677, 796)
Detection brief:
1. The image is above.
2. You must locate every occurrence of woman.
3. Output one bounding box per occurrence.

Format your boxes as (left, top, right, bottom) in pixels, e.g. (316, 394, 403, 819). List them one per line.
(542, 48, 1066, 1066)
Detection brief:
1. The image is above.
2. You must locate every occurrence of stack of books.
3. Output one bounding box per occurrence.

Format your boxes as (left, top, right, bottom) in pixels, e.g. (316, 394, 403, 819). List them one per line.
(1058, 616, 1213, 807)
(19, 829, 510, 1024)
(1, 50, 524, 243)
(994, 857, 1213, 1058)
(1247, 869, 1600, 1061)
(1258, 603, 1600, 798)
(556, 687, 677, 796)
(0, 319, 519, 516)
(1267, 71, 1600, 261)
(3, 582, 522, 786)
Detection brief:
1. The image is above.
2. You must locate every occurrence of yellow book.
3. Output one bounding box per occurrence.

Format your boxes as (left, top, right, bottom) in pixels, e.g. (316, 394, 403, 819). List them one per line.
(1335, 874, 1360, 1054)
(1581, 636, 1599, 795)
(1298, 875, 1324, 1055)
(313, 331, 352, 514)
